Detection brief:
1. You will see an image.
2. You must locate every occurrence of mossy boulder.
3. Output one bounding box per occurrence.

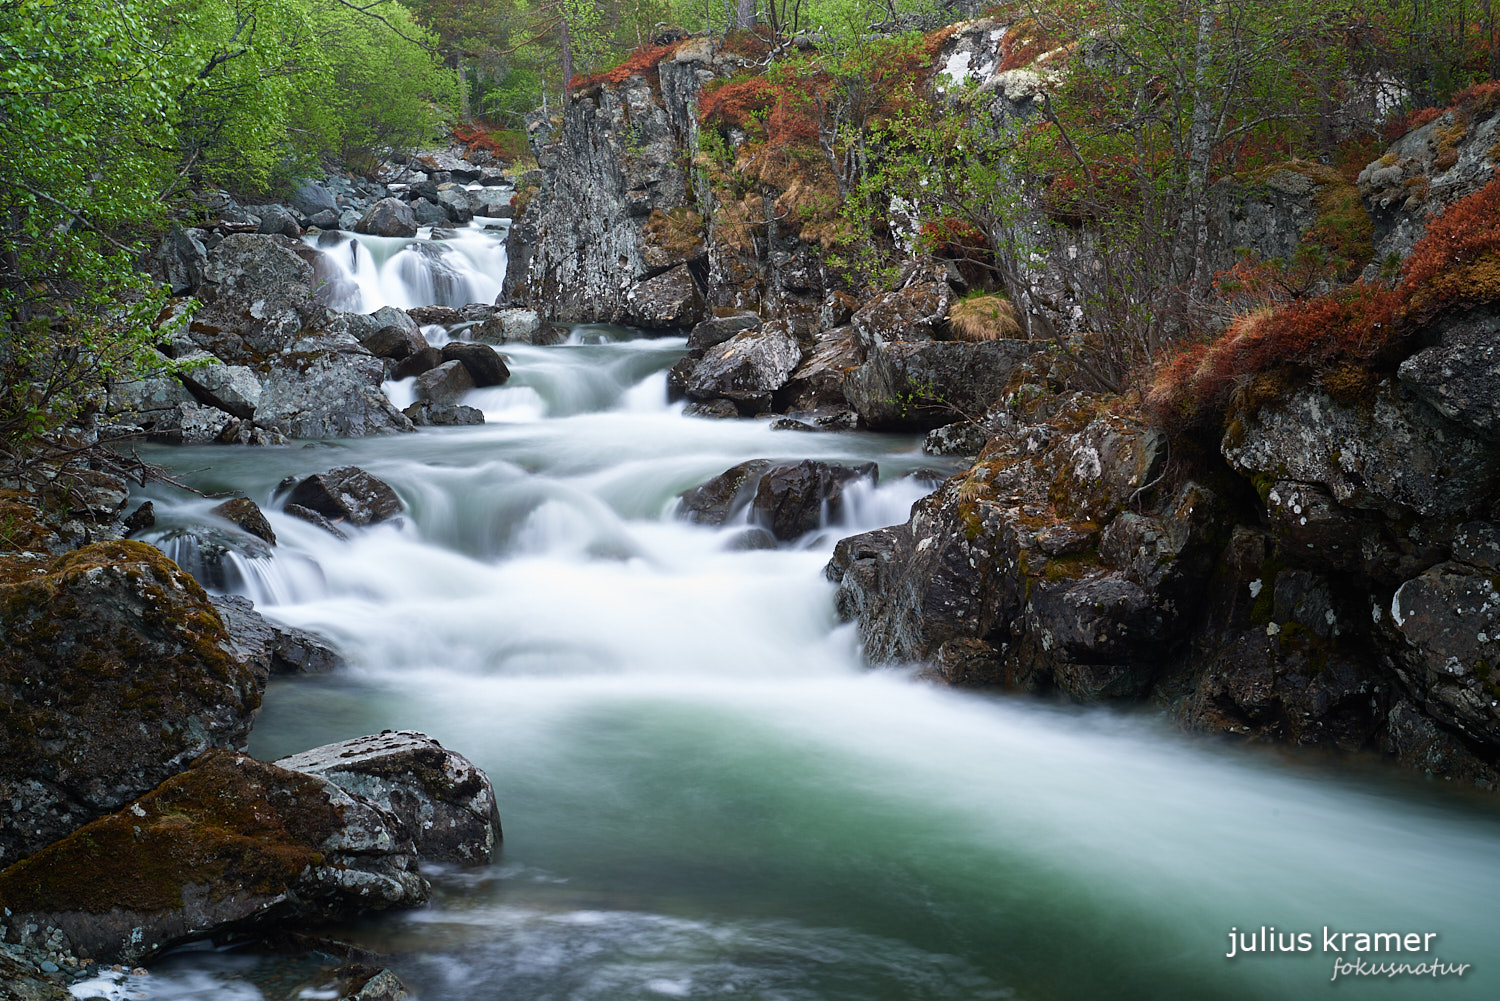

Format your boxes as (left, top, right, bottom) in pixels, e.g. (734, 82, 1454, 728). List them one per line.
(0, 541, 264, 867)
(0, 749, 425, 965)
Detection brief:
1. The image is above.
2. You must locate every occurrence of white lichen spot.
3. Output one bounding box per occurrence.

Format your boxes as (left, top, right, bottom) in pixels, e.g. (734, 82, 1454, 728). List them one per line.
(1266, 622, 1281, 636)
(1248, 579, 1263, 598)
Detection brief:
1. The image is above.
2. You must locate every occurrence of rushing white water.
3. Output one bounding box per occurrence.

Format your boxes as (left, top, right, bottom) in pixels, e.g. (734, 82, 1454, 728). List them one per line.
(305, 215, 510, 312)
(124, 224, 1500, 1001)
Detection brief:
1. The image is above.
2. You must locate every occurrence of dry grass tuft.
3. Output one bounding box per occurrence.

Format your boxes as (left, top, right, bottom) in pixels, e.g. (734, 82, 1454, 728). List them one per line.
(949, 295, 1022, 341)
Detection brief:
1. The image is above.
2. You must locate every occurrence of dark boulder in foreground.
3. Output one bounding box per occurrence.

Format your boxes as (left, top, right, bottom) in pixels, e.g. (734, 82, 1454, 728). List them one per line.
(282, 466, 403, 526)
(0, 750, 426, 965)
(0, 542, 263, 867)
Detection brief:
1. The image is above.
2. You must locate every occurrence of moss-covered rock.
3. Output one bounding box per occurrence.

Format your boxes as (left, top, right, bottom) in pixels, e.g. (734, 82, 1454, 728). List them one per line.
(0, 541, 264, 867)
(0, 749, 425, 965)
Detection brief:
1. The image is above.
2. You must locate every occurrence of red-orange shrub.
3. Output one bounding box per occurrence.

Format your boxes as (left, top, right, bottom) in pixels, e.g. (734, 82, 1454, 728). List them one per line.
(699, 76, 819, 147)
(570, 42, 680, 91)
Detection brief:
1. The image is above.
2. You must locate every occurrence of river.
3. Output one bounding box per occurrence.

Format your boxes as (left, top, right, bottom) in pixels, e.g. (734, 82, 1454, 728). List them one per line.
(116, 217, 1500, 1001)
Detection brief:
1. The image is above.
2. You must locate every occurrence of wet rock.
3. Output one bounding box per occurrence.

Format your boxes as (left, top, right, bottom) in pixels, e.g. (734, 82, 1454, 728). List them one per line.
(361, 324, 429, 362)
(685, 321, 803, 409)
(924, 420, 991, 456)
(842, 339, 1037, 430)
(440, 342, 510, 387)
(190, 235, 316, 359)
(391, 346, 444, 380)
(469, 308, 543, 344)
(284, 503, 349, 540)
(256, 203, 302, 239)
(0, 750, 426, 965)
(622, 264, 704, 329)
(686, 312, 760, 352)
(751, 460, 878, 541)
(283, 466, 403, 526)
(676, 459, 773, 525)
(276, 730, 501, 864)
(176, 351, 261, 420)
(347, 969, 412, 1001)
(151, 524, 273, 591)
(410, 197, 446, 227)
(403, 401, 485, 426)
(770, 418, 816, 431)
(1263, 479, 1444, 584)
(412, 359, 475, 405)
(256, 333, 414, 439)
(682, 399, 739, 419)
(470, 187, 514, 217)
(208, 496, 276, 545)
(355, 197, 418, 238)
(1453, 521, 1500, 570)
(434, 184, 474, 224)
(0, 541, 263, 866)
(123, 501, 155, 535)
(210, 593, 344, 676)
(1380, 699, 1500, 789)
(1390, 562, 1500, 745)
(1223, 380, 1500, 517)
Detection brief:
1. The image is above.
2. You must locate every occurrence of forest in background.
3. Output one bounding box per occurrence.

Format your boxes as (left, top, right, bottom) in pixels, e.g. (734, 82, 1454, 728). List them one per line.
(3, 0, 1499, 462)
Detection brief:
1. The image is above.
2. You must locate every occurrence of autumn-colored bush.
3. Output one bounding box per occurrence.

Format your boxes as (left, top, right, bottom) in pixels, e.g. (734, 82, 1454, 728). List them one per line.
(451, 123, 526, 161)
(699, 74, 820, 147)
(1402, 169, 1500, 312)
(1149, 169, 1500, 432)
(999, 17, 1060, 72)
(570, 42, 681, 92)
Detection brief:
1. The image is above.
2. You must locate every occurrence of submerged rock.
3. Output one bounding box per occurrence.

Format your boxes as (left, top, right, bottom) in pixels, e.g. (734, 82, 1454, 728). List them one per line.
(676, 459, 773, 526)
(0, 542, 263, 866)
(210, 593, 344, 676)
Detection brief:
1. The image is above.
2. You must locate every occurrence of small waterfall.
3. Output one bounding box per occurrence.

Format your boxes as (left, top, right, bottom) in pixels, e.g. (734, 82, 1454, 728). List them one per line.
(306, 212, 510, 313)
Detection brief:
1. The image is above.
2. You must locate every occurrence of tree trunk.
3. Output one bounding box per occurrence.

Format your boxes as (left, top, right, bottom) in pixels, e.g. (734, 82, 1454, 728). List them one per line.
(737, 0, 757, 30)
(456, 52, 472, 124)
(1178, 4, 1217, 296)
(559, 17, 574, 94)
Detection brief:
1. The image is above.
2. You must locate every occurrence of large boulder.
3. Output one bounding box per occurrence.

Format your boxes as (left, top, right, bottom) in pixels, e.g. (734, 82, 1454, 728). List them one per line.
(468, 308, 546, 345)
(842, 339, 1037, 430)
(413, 359, 475, 405)
(255, 333, 414, 439)
(434, 184, 474, 224)
(622, 264, 704, 329)
(686, 312, 760, 352)
(0, 749, 426, 965)
(283, 466, 403, 526)
(440, 341, 510, 387)
(190, 234, 316, 359)
(291, 180, 340, 219)
(255, 203, 302, 239)
(275, 730, 501, 864)
(1396, 308, 1500, 439)
(850, 275, 951, 344)
(750, 461, 878, 541)
(0, 542, 263, 866)
(355, 198, 418, 238)
(685, 321, 803, 410)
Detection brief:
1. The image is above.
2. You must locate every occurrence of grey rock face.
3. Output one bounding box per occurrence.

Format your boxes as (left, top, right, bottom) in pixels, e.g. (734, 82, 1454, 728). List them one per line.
(1223, 381, 1500, 518)
(842, 339, 1037, 430)
(256, 203, 302, 238)
(504, 45, 713, 321)
(292, 180, 340, 218)
(283, 465, 403, 526)
(469, 308, 546, 344)
(1204, 167, 1322, 275)
(356, 197, 419, 238)
(151, 227, 209, 294)
(686, 312, 760, 351)
(0, 542, 264, 867)
(256, 334, 413, 439)
(1397, 309, 1500, 438)
(276, 730, 502, 864)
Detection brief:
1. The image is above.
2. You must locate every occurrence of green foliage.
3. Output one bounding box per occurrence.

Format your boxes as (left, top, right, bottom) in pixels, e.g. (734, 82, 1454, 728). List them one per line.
(0, 0, 453, 456)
